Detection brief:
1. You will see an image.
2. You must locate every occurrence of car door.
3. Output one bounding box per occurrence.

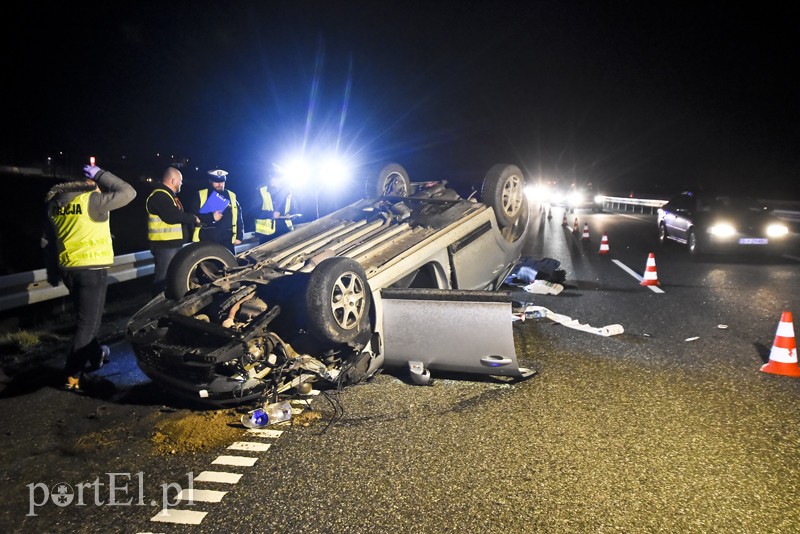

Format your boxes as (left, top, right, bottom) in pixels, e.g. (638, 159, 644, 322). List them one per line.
(664, 194, 694, 242)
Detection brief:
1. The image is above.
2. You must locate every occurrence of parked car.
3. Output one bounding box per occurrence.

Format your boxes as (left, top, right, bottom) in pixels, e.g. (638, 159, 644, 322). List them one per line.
(126, 163, 534, 405)
(657, 191, 790, 256)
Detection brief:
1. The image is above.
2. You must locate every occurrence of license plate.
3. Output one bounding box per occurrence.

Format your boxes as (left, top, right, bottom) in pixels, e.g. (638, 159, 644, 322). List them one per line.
(738, 238, 768, 245)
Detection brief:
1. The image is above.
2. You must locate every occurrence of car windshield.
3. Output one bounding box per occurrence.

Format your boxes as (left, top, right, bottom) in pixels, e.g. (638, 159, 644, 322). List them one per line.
(701, 196, 763, 212)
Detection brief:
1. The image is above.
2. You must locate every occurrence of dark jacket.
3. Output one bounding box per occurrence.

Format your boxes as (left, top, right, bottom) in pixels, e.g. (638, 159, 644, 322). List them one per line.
(146, 184, 197, 249)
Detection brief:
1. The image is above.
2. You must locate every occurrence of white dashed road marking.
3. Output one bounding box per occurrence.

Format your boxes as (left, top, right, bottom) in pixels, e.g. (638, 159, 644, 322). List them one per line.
(177, 488, 228, 503)
(212, 455, 258, 467)
(194, 471, 243, 484)
(150, 509, 207, 525)
(228, 441, 272, 452)
(145, 402, 308, 527)
(246, 428, 284, 438)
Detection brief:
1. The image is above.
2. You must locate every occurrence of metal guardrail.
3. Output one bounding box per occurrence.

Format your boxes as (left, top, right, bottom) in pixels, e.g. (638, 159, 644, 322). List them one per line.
(599, 196, 668, 214)
(598, 196, 800, 222)
(0, 233, 259, 313)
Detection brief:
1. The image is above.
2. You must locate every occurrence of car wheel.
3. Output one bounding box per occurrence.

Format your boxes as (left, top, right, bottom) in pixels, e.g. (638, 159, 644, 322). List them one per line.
(165, 242, 238, 300)
(658, 223, 668, 244)
(373, 163, 411, 198)
(481, 164, 526, 228)
(687, 229, 702, 256)
(305, 257, 371, 345)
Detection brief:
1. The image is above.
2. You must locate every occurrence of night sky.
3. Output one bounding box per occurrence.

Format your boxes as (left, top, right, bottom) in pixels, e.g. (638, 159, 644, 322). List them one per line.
(6, 1, 799, 198)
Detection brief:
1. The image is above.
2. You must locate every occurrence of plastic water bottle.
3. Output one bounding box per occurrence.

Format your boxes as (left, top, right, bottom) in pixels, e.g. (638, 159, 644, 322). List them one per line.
(241, 400, 292, 428)
(263, 400, 292, 424)
(524, 307, 546, 319)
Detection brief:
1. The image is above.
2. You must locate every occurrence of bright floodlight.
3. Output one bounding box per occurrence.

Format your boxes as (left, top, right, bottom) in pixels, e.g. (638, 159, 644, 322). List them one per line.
(524, 185, 536, 200)
(568, 191, 584, 206)
(283, 159, 312, 189)
(320, 157, 350, 187)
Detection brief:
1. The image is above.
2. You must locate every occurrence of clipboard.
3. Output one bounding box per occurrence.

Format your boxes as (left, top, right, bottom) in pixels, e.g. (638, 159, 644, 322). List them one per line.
(198, 191, 231, 214)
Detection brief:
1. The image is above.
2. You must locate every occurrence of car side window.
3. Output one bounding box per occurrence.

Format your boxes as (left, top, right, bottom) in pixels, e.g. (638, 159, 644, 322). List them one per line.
(667, 194, 694, 212)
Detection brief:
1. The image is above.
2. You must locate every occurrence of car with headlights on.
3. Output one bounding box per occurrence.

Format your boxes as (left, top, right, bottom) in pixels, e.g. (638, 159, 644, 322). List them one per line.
(126, 163, 533, 405)
(565, 182, 603, 213)
(657, 191, 790, 256)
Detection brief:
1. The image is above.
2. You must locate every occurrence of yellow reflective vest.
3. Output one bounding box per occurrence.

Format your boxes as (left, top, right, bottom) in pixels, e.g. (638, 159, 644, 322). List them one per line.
(255, 186, 293, 236)
(49, 191, 114, 269)
(146, 188, 183, 242)
(192, 189, 238, 243)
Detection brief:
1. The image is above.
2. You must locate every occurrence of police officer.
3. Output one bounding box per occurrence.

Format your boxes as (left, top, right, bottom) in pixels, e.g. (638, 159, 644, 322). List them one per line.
(44, 163, 136, 392)
(254, 175, 300, 244)
(192, 169, 243, 254)
(146, 167, 201, 295)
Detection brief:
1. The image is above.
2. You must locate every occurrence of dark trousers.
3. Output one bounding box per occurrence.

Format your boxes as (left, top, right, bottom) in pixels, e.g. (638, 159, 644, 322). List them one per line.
(151, 245, 181, 295)
(61, 268, 108, 377)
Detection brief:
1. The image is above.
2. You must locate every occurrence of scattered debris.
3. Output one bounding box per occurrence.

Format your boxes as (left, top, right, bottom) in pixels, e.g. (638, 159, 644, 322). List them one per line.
(517, 305, 624, 336)
(717, 324, 728, 329)
(504, 256, 567, 285)
(524, 280, 564, 295)
(685, 337, 700, 342)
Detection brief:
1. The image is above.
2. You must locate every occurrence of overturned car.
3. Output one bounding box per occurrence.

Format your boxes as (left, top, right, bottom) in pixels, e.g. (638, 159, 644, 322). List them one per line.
(126, 163, 534, 405)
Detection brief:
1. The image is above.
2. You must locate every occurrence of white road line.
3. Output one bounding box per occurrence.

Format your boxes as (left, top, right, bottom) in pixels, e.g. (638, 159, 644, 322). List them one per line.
(246, 428, 284, 438)
(785, 254, 800, 262)
(177, 488, 228, 503)
(612, 259, 665, 294)
(212, 455, 258, 467)
(150, 509, 207, 525)
(194, 471, 243, 484)
(618, 213, 653, 221)
(228, 441, 272, 452)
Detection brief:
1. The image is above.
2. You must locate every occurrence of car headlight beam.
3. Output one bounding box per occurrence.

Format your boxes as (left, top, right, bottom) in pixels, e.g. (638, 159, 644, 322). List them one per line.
(766, 223, 789, 237)
(708, 223, 736, 237)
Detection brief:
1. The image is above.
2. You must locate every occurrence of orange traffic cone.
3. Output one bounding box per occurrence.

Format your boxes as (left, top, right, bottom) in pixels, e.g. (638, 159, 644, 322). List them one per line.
(598, 233, 610, 255)
(561, 213, 568, 226)
(640, 253, 660, 286)
(760, 312, 800, 377)
(572, 218, 579, 233)
(581, 223, 590, 240)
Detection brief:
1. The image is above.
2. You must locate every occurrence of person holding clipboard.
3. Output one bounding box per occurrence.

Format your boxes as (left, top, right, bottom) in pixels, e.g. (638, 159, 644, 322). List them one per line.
(191, 169, 243, 254)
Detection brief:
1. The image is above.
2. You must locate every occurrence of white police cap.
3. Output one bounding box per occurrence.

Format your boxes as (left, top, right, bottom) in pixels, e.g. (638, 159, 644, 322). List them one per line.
(208, 169, 228, 181)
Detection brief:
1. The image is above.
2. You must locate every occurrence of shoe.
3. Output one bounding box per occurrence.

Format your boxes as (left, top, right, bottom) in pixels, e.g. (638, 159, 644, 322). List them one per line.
(64, 375, 85, 394)
(87, 345, 111, 372)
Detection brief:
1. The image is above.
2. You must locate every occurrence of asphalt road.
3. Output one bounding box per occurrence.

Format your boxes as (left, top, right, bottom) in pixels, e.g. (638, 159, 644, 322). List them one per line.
(2, 205, 800, 533)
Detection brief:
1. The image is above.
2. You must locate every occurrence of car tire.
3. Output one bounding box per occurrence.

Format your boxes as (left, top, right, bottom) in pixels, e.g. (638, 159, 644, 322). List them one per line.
(658, 223, 668, 244)
(481, 164, 526, 228)
(305, 257, 371, 345)
(687, 229, 702, 256)
(165, 242, 238, 300)
(373, 163, 411, 198)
